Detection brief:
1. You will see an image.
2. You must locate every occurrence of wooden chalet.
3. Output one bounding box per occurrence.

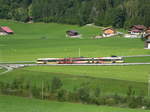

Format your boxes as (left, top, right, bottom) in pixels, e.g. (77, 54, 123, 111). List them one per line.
(102, 28, 116, 37)
(129, 25, 146, 35)
(0, 26, 14, 35)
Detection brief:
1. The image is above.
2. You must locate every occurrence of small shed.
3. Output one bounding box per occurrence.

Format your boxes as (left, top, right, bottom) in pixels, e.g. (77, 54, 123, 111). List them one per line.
(0, 26, 14, 35)
(66, 30, 81, 38)
(145, 39, 150, 49)
(102, 28, 116, 37)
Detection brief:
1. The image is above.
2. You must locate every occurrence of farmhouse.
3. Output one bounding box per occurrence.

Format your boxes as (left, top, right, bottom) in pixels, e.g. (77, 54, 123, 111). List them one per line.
(129, 25, 146, 35)
(0, 26, 14, 35)
(102, 28, 116, 37)
(125, 25, 146, 38)
(66, 30, 81, 38)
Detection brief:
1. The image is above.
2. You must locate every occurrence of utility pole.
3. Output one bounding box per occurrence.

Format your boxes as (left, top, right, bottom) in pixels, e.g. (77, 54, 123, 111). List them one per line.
(42, 80, 44, 100)
(148, 74, 150, 97)
(79, 48, 81, 57)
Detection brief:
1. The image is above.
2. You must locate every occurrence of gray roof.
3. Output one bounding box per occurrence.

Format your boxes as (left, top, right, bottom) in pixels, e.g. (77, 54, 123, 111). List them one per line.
(146, 39, 150, 42)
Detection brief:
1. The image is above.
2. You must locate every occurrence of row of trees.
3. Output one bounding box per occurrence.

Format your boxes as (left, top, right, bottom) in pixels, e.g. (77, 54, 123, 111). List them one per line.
(0, 77, 150, 109)
(0, 0, 149, 28)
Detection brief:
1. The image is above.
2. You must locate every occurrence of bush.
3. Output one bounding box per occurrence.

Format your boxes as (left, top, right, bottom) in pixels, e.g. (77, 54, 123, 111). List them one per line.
(51, 77, 63, 92)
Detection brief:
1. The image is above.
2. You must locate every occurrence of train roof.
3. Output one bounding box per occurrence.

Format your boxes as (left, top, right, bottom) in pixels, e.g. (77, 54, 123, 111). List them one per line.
(37, 57, 122, 60)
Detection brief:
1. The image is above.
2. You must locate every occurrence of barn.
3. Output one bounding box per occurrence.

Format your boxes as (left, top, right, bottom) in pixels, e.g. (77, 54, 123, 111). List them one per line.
(66, 30, 81, 38)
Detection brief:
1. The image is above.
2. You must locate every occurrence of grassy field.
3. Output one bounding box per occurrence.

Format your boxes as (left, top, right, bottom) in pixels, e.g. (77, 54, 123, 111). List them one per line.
(0, 20, 150, 111)
(0, 20, 149, 62)
(0, 65, 149, 96)
(0, 95, 150, 112)
(0, 67, 6, 73)
(23, 65, 150, 82)
(125, 57, 150, 63)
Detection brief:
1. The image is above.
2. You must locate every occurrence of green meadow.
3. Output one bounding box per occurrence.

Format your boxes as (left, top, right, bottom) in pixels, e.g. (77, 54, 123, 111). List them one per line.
(0, 67, 6, 73)
(0, 65, 149, 96)
(125, 57, 150, 63)
(0, 20, 149, 62)
(0, 20, 150, 111)
(1, 95, 150, 112)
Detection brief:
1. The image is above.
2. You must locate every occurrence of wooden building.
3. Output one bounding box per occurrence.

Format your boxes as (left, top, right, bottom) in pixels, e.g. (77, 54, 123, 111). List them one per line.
(102, 28, 116, 37)
(129, 25, 146, 35)
(66, 30, 81, 38)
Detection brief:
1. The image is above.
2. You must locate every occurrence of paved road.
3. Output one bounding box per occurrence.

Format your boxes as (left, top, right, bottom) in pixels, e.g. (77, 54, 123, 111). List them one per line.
(121, 55, 150, 58)
(0, 65, 13, 75)
(2, 63, 150, 67)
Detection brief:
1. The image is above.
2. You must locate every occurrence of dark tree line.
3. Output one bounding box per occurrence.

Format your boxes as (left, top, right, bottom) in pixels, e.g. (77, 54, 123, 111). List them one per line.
(0, 0, 150, 28)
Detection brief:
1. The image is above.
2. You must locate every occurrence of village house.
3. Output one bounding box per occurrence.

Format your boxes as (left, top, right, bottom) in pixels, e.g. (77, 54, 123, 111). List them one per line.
(0, 26, 14, 35)
(125, 25, 146, 38)
(129, 25, 146, 34)
(102, 28, 116, 37)
(66, 30, 81, 38)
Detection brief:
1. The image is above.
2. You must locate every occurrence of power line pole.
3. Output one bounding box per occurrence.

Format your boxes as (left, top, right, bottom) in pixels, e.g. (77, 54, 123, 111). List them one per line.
(42, 80, 44, 100)
(79, 48, 81, 57)
(148, 74, 150, 97)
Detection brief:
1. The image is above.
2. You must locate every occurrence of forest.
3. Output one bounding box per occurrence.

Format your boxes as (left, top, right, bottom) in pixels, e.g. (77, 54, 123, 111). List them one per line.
(0, 0, 150, 28)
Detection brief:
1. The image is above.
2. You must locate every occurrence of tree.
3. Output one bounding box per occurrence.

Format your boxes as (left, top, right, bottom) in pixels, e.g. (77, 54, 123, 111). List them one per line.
(51, 77, 63, 92)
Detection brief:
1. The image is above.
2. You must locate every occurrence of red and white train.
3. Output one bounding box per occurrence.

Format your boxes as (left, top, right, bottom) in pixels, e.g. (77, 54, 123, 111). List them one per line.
(37, 56, 124, 64)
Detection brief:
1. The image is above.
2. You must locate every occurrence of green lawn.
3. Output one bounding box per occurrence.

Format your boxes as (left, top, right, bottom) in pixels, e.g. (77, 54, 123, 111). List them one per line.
(0, 20, 150, 95)
(0, 67, 6, 73)
(0, 20, 149, 62)
(0, 95, 149, 112)
(125, 57, 150, 63)
(0, 65, 149, 96)
(23, 65, 150, 82)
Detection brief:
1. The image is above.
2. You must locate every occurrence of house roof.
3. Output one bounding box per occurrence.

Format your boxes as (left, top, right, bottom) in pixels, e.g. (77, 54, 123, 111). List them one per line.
(66, 30, 78, 33)
(1, 26, 14, 33)
(103, 28, 115, 31)
(130, 25, 147, 30)
(129, 29, 142, 33)
(146, 39, 150, 42)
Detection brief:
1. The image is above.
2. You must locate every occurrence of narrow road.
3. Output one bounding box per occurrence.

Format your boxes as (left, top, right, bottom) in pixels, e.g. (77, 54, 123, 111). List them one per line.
(0, 65, 13, 75)
(121, 55, 150, 58)
(2, 62, 150, 67)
